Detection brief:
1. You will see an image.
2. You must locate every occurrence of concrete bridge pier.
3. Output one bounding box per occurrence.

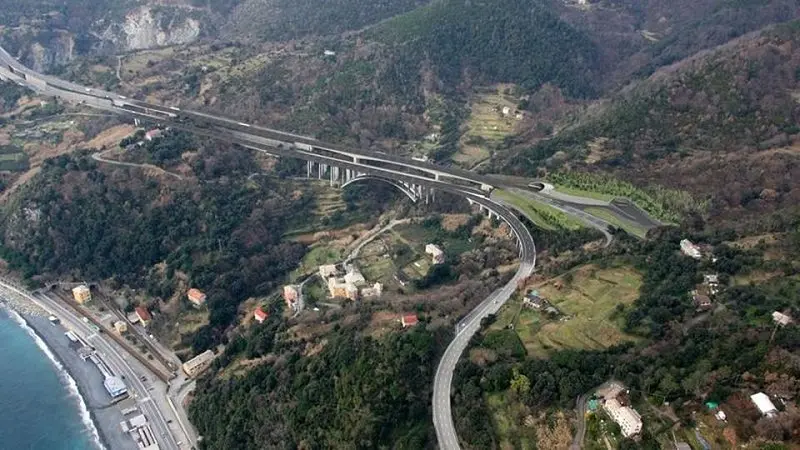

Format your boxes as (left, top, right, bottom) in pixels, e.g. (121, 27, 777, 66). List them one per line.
(307, 160, 313, 178)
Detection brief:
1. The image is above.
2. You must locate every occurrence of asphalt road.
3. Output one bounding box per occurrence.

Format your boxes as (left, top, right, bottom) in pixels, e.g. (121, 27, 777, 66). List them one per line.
(0, 46, 554, 450)
(432, 195, 536, 450)
(0, 280, 185, 450)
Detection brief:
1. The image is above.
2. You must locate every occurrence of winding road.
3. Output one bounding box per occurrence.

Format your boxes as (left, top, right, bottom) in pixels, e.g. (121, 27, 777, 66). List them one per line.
(0, 45, 663, 450)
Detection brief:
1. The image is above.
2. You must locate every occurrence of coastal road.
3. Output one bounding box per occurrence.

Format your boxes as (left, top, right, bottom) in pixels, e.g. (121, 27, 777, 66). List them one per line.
(433, 195, 536, 450)
(0, 280, 185, 450)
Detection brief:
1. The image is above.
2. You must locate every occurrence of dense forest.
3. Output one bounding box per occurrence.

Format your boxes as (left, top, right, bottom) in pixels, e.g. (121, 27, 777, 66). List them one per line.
(190, 326, 443, 449)
(454, 224, 800, 448)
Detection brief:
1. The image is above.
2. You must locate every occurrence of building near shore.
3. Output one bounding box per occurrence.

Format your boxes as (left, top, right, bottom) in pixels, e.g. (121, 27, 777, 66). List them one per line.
(183, 349, 215, 378)
(135, 307, 152, 327)
(72, 285, 91, 304)
(103, 375, 128, 398)
(114, 321, 128, 334)
(186, 288, 207, 308)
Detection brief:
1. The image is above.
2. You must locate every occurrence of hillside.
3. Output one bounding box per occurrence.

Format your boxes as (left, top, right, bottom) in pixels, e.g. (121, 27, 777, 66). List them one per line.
(370, 0, 599, 98)
(557, 0, 800, 87)
(222, 0, 430, 41)
(505, 21, 800, 224)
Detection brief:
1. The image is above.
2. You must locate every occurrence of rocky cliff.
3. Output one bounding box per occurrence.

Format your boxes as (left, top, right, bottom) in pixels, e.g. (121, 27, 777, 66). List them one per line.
(95, 6, 203, 52)
(1, 4, 207, 72)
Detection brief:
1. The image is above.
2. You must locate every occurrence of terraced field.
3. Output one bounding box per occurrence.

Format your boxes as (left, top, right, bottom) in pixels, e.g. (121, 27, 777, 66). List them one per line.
(492, 263, 642, 358)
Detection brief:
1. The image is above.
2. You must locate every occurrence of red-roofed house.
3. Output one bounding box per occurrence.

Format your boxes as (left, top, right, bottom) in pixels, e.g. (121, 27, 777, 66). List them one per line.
(145, 129, 163, 141)
(401, 313, 418, 328)
(254, 307, 268, 323)
(187, 288, 207, 308)
(135, 306, 152, 326)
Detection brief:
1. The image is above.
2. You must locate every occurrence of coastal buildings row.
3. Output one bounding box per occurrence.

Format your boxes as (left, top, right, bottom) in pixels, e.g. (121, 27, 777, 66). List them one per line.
(72, 285, 92, 304)
(182, 349, 215, 378)
(120, 411, 160, 450)
(65, 326, 129, 400)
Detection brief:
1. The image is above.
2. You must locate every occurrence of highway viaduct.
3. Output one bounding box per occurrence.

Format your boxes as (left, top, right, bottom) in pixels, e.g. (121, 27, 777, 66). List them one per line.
(0, 47, 541, 450)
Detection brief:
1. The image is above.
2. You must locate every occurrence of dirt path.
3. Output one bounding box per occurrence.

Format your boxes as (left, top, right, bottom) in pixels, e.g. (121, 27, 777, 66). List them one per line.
(92, 148, 184, 180)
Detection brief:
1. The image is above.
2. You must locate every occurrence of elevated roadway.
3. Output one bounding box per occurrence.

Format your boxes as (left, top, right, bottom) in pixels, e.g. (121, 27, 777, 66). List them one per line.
(0, 46, 545, 450)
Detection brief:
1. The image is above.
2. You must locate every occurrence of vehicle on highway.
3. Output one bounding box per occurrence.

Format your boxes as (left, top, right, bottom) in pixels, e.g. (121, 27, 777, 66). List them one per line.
(84, 88, 92, 92)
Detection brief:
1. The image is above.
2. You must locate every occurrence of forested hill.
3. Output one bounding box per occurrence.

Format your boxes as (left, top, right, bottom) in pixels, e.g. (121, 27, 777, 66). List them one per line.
(505, 21, 800, 225)
(222, 0, 430, 41)
(370, 0, 599, 98)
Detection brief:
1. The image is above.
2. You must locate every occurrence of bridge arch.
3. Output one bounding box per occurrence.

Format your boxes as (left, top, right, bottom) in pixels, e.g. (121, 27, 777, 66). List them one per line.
(340, 174, 420, 202)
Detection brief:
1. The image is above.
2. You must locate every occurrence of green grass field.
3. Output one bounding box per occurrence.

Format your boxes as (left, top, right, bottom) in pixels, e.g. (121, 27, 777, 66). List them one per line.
(493, 264, 642, 358)
(552, 184, 615, 201)
(584, 207, 648, 239)
(495, 189, 584, 231)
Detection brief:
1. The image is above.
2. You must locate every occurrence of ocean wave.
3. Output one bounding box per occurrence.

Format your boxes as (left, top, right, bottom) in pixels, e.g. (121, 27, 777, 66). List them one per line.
(3, 306, 107, 450)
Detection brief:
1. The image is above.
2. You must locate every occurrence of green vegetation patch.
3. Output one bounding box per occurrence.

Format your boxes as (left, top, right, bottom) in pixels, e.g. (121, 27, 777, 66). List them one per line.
(584, 207, 648, 239)
(495, 189, 584, 231)
(547, 171, 693, 223)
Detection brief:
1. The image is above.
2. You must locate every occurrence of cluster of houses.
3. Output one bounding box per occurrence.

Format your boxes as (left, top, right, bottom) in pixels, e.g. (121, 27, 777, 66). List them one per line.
(691, 273, 721, 311)
(523, 290, 559, 316)
(318, 263, 383, 301)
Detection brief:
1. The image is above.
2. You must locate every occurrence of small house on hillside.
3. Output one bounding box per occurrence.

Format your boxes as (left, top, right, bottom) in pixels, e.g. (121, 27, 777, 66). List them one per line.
(425, 244, 445, 265)
(401, 314, 418, 328)
(254, 307, 268, 324)
(750, 392, 778, 417)
(187, 288, 207, 308)
(773, 311, 792, 326)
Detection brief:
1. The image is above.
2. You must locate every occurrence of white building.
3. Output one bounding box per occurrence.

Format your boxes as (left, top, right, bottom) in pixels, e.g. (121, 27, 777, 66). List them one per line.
(103, 375, 128, 398)
(319, 264, 339, 279)
(772, 311, 792, 326)
(680, 239, 702, 259)
(502, 106, 511, 116)
(344, 265, 366, 286)
(425, 244, 445, 264)
(604, 398, 642, 438)
(750, 392, 778, 417)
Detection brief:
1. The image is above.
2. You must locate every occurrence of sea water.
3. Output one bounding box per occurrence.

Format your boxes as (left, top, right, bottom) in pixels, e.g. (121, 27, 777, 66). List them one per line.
(0, 308, 101, 450)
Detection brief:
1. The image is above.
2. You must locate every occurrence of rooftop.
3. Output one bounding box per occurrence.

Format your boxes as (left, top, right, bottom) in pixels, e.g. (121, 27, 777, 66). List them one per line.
(135, 306, 151, 321)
